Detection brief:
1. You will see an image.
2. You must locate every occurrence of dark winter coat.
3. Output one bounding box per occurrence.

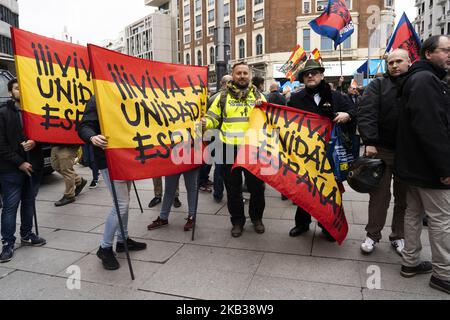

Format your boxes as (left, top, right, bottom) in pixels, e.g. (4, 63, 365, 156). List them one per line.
(395, 60, 450, 189)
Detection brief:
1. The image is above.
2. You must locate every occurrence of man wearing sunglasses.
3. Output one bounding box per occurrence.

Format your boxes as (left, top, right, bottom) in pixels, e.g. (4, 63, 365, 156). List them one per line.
(287, 59, 356, 242)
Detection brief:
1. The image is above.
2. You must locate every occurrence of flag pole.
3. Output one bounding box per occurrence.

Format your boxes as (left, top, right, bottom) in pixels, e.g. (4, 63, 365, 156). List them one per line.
(26, 151, 39, 236)
(132, 181, 144, 214)
(339, 45, 343, 77)
(110, 179, 135, 280)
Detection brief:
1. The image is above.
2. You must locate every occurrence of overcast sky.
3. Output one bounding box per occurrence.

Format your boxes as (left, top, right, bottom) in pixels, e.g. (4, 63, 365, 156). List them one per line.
(18, 0, 417, 45)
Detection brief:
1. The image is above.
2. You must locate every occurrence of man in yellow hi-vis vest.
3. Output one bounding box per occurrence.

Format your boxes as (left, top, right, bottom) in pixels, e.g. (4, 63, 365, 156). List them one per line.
(202, 62, 266, 238)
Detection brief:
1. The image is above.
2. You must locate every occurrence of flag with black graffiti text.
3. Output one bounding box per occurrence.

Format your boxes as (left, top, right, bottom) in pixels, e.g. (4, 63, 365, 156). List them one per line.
(234, 103, 348, 244)
(88, 44, 208, 181)
(11, 28, 93, 144)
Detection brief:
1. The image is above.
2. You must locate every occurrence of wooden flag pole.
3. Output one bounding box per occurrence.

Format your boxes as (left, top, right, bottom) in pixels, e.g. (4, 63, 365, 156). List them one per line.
(132, 181, 144, 214)
(110, 180, 135, 280)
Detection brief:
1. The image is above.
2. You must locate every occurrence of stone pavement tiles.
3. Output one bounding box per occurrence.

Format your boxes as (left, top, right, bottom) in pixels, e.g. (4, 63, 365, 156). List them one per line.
(0, 166, 448, 300)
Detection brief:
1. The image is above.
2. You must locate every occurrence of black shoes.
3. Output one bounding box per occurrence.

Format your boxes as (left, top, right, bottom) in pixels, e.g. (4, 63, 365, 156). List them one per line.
(231, 225, 244, 238)
(55, 196, 75, 207)
(97, 246, 120, 270)
(289, 224, 310, 237)
(401, 261, 433, 278)
(430, 275, 450, 294)
(0, 244, 14, 263)
(252, 220, 265, 234)
(148, 197, 162, 208)
(116, 238, 147, 253)
(173, 197, 182, 208)
(75, 178, 88, 196)
(89, 180, 98, 189)
(21, 233, 47, 247)
(321, 228, 336, 243)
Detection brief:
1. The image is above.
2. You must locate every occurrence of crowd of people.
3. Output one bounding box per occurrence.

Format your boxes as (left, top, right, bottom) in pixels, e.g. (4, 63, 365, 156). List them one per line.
(0, 34, 448, 295)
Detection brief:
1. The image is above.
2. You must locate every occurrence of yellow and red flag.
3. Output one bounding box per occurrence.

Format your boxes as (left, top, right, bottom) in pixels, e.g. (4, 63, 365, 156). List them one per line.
(88, 44, 208, 181)
(11, 28, 93, 144)
(309, 48, 323, 63)
(234, 103, 348, 244)
(280, 45, 307, 76)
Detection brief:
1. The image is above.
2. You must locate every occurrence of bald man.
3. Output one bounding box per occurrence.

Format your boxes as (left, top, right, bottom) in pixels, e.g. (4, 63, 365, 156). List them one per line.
(267, 82, 286, 106)
(357, 49, 411, 255)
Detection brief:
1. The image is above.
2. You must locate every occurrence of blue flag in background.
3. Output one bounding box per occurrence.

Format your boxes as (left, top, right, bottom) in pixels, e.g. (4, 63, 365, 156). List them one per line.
(309, 0, 354, 49)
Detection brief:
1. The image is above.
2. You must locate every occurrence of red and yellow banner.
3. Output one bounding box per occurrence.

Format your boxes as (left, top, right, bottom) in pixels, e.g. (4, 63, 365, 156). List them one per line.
(11, 28, 93, 144)
(88, 44, 208, 181)
(234, 103, 348, 244)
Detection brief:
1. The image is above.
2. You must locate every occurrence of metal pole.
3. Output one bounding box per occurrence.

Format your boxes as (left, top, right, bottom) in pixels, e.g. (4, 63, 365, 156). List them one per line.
(110, 178, 135, 280)
(339, 45, 343, 77)
(132, 181, 144, 214)
(216, 0, 227, 91)
(26, 152, 39, 236)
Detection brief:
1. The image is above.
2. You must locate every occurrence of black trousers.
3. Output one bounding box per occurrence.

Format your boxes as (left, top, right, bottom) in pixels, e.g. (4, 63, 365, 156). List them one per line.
(222, 164, 265, 226)
(295, 207, 326, 230)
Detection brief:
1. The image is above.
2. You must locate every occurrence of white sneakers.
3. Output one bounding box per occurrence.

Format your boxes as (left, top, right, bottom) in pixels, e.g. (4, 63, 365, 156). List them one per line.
(391, 239, 405, 256)
(361, 237, 405, 256)
(361, 237, 376, 254)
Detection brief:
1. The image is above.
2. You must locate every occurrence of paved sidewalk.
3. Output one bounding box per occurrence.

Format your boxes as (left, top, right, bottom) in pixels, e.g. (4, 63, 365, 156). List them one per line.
(0, 165, 448, 300)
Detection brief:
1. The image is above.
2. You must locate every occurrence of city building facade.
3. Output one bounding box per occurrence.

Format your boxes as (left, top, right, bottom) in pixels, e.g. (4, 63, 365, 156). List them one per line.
(414, 0, 450, 41)
(146, 0, 396, 89)
(0, 0, 19, 73)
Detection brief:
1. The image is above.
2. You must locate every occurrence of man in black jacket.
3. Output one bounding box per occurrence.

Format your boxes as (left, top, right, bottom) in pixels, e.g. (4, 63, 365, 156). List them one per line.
(0, 79, 46, 263)
(78, 96, 146, 271)
(267, 82, 286, 106)
(396, 35, 450, 295)
(357, 49, 410, 256)
(287, 60, 356, 242)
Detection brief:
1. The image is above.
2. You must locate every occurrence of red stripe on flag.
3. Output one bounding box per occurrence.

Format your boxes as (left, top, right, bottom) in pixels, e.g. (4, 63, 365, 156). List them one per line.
(105, 147, 202, 181)
(22, 111, 83, 144)
(315, 13, 346, 30)
(87, 44, 207, 89)
(235, 144, 348, 245)
(11, 28, 90, 70)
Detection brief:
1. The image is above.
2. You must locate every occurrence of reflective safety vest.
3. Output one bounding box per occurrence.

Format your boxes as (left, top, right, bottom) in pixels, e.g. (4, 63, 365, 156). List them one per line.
(205, 86, 265, 145)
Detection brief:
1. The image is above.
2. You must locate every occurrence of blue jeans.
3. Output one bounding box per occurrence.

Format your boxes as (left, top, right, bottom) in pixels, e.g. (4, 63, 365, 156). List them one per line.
(100, 169, 130, 249)
(82, 144, 99, 181)
(160, 168, 199, 220)
(0, 171, 41, 246)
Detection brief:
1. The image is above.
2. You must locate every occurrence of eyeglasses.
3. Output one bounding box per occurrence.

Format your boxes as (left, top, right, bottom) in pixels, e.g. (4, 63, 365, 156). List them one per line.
(304, 70, 322, 77)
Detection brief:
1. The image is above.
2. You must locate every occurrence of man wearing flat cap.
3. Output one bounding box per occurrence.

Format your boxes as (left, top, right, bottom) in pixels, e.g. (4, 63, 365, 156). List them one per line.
(287, 59, 356, 242)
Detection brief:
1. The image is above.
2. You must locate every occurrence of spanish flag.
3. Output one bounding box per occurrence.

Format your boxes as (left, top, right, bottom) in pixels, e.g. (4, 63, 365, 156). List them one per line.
(87, 44, 208, 181)
(11, 28, 92, 144)
(234, 103, 348, 244)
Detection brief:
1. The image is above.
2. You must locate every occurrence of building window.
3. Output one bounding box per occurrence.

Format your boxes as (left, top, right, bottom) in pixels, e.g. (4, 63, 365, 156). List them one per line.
(196, 30, 202, 39)
(256, 34, 263, 55)
(345, 0, 352, 9)
(184, 34, 191, 43)
(304, 1, 311, 13)
(239, 39, 245, 59)
(254, 9, 264, 21)
(197, 50, 202, 66)
(0, 5, 19, 27)
(303, 29, 310, 51)
(321, 35, 333, 51)
(208, 0, 215, 6)
(0, 35, 13, 56)
(224, 3, 230, 17)
(183, 4, 190, 17)
(186, 53, 191, 65)
(210, 47, 215, 64)
(195, 0, 201, 11)
(429, 0, 433, 7)
(208, 9, 215, 22)
(385, 0, 393, 8)
(317, 0, 328, 11)
(343, 35, 351, 49)
(196, 15, 202, 27)
(237, 15, 246, 26)
(208, 26, 215, 36)
(237, 0, 245, 12)
(224, 21, 230, 27)
(184, 20, 190, 31)
(255, 0, 264, 5)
